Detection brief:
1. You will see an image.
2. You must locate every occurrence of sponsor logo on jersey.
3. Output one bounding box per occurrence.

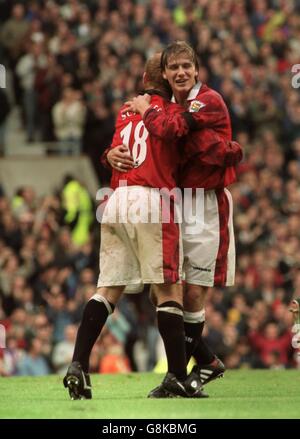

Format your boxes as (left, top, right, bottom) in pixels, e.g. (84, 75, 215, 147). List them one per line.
(189, 100, 205, 112)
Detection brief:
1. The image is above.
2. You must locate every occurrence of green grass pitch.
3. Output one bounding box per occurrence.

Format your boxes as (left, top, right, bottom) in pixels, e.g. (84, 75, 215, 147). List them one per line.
(0, 370, 299, 419)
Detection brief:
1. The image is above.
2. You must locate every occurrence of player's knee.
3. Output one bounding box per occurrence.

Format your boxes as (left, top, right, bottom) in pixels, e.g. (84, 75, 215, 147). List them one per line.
(184, 285, 208, 310)
(152, 283, 183, 306)
(96, 286, 124, 305)
(184, 285, 202, 303)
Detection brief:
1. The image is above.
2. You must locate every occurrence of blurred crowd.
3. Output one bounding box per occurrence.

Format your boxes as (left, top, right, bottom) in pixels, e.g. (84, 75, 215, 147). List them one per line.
(1, 0, 300, 375)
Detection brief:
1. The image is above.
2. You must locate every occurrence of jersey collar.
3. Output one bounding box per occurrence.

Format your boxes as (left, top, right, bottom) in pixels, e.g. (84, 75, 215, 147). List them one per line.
(171, 81, 202, 103)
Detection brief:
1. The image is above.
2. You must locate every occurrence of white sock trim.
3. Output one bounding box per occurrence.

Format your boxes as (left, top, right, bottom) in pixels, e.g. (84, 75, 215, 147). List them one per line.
(183, 309, 205, 323)
(90, 294, 113, 315)
(156, 306, 183, 317)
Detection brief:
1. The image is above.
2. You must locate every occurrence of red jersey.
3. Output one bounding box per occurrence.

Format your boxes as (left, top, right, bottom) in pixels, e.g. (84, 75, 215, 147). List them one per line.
(109, 92, 181, 190)
(143, 82, 242, 190)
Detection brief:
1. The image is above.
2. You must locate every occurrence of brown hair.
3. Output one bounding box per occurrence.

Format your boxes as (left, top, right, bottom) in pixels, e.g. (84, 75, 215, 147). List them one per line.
(144, 53, 172, 97)
(160, 41, 200, 72)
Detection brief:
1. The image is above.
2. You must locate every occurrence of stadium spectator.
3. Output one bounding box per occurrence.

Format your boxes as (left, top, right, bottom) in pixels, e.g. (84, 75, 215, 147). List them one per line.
(45, 291, 75, 344)
(82, 79, 115, 184)
(52, 324, 77, 375)
(0, 4, 29, 63)
(31, 313, 53, 363)
(0, 3, 29, 105)
(34, 53, 63, 141)
(248, 321, 292, 368)
(61, 175, 93, 247)
(16, 41, 47, 142)
(98, 330, 131, 374)
(0, 89, 10, 156)
(52, 87, 86, 155)
(17, 337, 51, 376)
(0, 334, 24, 377)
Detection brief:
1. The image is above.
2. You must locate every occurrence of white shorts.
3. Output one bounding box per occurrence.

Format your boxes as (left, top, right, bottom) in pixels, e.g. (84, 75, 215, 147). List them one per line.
(182, 188, 235, 287)
(97, 186, 182, 292)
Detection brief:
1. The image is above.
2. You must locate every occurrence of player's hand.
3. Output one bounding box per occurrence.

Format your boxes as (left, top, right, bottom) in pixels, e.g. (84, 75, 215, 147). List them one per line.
(107, 145, 134, 172)
(123, 94, 151, 115)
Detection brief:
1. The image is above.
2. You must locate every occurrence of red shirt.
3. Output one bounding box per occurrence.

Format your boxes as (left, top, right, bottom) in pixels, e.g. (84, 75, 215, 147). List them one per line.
(143, 82, 242, 190)
(110, 93, 181, 190)
(248, 330, 292, 366)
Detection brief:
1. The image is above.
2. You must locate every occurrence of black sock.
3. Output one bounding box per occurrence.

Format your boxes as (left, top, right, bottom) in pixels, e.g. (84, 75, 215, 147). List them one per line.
(72, 298, 115, 372)
(184, 321, 203, 364)
(192, 322, 215, 366)
(157, 301, 187, 381)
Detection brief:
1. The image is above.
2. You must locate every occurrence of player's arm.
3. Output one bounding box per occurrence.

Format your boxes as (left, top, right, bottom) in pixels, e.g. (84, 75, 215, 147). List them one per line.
(100, 146, 113, 170)
(198, 131, 243, 167)
(101, 145, 134, 171)
(142, 95, 226, 140)
(123, 95, 190, 139)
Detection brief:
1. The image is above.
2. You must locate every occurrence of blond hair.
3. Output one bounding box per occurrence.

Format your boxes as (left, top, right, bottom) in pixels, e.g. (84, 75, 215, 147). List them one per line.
(144, 53, 172, 97)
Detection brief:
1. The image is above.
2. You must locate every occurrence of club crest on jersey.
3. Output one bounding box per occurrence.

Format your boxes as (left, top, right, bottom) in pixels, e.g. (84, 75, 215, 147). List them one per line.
(189, 100, 205, 112)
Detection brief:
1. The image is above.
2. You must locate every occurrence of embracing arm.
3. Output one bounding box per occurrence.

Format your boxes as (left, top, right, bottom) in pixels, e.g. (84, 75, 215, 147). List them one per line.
(198, 131, 243, 167)
(101, 145, 134, 172)
(143, 95, 226, 140)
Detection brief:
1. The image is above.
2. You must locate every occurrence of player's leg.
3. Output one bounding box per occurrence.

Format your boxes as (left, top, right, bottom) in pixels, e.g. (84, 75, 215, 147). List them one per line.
(148, 283, 207, 398)
(64, 286, 124, 400)
(137, 198, 186, 382)
(64, 202, 140, 400)
(71, 286, 124, 372)
(137, 194, 205, 397)
(154, 283, 187, 381)
(182, 189, 231, 384)
(183, 284, 214, 364)
(184, 284, 225, 385)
